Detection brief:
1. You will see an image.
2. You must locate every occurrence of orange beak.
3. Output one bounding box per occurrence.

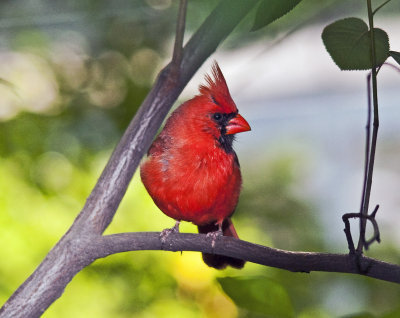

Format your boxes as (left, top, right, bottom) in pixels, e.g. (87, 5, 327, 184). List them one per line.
(225, 113, 251, 135)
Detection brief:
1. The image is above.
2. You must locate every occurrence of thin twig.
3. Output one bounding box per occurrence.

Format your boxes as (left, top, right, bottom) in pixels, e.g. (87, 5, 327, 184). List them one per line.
(364, 205, 381, 249)
(343, 207, 381, 255)
(342, 214, 356, 254)
(353, 59, 400, 254)
(356, 0, 380, 253)
(373, 0, 393, 15)
(359, 72, 372, 225)
(382, 61, 400, 74)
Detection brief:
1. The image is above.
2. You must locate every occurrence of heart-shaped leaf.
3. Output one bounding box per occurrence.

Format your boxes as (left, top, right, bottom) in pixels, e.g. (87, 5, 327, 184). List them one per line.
(389, 51, 400, 66)
(322, 17, 390, 70)
(252, 0, 303, 31)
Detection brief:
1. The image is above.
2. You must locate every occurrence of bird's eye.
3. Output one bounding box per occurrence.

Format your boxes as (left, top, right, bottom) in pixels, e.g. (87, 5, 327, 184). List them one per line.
(213, 113, 222, 121)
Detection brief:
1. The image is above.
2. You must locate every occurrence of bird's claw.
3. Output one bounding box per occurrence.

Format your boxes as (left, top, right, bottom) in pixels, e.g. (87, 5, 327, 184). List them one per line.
(206, 228, 223, 249)
(160, 221, 180, 245)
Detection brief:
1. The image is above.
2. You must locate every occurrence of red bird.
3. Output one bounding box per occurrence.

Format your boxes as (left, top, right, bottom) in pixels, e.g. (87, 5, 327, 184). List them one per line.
(140, 62, 251, 269)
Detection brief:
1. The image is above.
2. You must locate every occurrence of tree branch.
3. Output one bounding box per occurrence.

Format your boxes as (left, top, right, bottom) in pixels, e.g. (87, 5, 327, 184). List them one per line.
(94, 233, 400, 284)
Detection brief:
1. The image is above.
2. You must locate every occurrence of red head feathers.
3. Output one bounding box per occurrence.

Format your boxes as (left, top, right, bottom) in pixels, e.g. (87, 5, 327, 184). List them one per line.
(181, 61, 250, 136)
(198, 62, 238, 114)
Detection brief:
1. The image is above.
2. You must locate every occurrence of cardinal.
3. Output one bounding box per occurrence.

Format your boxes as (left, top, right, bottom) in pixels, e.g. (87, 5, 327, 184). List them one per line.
(140, 62, 251, 269)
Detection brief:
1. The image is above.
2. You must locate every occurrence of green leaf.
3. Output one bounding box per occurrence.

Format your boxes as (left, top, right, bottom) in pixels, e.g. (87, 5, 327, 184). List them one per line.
(217, 276, 294, 318)
(322, 17, 390, 70)
(389, 51, 400, 66)
(252, 0, 303, 31)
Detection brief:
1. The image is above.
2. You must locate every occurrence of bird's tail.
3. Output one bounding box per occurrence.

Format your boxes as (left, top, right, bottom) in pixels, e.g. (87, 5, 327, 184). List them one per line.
(198, 218, 245, 269)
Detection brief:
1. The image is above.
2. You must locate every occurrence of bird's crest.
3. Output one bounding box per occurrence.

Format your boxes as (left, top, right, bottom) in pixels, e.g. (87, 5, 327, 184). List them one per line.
(199, 62, 237, 113)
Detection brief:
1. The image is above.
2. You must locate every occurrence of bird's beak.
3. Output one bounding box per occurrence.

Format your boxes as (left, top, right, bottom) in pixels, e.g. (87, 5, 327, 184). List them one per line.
(225, 114, 251, 135)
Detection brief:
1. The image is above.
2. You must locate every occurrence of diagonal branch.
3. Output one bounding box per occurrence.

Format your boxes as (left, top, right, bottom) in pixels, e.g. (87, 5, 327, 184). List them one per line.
(172, 0, 188, 68)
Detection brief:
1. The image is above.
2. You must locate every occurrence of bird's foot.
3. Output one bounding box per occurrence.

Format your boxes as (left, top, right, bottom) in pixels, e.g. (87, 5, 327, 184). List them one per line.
(206, 224, 223, 249)
(160, 220, 180, 244)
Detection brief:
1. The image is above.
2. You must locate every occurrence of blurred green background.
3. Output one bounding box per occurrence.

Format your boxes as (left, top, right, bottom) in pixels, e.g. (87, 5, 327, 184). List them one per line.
(1, 0, 400, 317)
